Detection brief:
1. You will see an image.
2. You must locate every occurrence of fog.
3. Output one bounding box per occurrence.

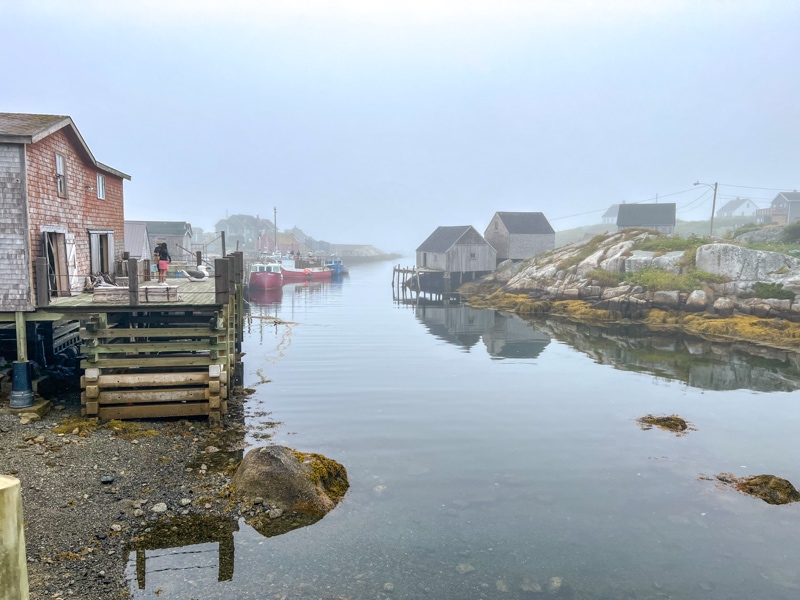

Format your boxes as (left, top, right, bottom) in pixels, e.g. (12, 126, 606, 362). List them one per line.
(3, 1, 799, 252)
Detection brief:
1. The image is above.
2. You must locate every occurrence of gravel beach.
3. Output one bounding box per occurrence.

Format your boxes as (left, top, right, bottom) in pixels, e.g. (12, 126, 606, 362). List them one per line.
(0, 388, 251, 599)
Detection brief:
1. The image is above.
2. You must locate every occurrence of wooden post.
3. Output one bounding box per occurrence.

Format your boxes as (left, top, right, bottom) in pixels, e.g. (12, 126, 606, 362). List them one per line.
(128, 259, 139, 307)
(196, 250, 202, 267)
(220, 231, 226, 257)
(34, 257, 49, 307)
(14, 312, 27, 362)
(215, 258, 230, 304)
(0, 475, 29, 600)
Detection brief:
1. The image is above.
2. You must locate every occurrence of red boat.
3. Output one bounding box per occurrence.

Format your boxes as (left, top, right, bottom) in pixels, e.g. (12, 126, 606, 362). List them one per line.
(249, 261, 283, 289)
(248, 286, 283, 305)
(280, 265, 333, 282)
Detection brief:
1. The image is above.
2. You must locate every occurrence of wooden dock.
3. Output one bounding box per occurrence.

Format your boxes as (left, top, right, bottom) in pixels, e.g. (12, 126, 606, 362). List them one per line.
(6, 253, 246, 424)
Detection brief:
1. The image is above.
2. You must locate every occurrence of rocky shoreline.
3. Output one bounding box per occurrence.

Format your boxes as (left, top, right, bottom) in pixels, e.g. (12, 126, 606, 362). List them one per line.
(0, 388, 261, 599)
(463, 229, 800, 353)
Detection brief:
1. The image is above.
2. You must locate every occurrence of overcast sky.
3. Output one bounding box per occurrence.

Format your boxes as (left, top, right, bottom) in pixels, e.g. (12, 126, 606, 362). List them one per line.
(3, 1, 799, 252)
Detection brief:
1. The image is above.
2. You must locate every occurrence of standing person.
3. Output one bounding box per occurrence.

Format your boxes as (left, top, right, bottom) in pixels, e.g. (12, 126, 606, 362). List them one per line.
(156, 242, 171, 284)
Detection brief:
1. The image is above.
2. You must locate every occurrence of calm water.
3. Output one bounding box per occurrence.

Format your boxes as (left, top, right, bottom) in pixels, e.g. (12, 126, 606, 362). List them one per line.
(127, 259, 800, 599)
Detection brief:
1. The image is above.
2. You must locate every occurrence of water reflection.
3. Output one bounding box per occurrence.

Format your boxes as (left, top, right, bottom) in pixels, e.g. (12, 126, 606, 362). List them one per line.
(127, 515, 238, 591)
(537, 316, 800, 392)
(415, 302, 800, 391)
(415, 304, 551, 358)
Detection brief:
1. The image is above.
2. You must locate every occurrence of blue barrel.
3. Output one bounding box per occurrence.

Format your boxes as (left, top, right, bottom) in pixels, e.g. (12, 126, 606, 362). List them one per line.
(10, 361, 34, 409)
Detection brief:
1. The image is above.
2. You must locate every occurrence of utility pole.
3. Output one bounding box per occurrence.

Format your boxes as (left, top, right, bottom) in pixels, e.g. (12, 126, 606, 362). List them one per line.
(694, 181, 719, 237)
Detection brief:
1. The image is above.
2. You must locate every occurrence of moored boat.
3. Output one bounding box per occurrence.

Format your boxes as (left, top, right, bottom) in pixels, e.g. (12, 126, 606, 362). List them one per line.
(324, 256, 349, 275)
(249, 261, 283, 289)
(280, 265, 333, 282)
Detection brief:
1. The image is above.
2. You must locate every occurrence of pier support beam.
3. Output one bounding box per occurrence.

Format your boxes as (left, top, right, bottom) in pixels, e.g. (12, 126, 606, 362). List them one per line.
(0, 475, 29, 600)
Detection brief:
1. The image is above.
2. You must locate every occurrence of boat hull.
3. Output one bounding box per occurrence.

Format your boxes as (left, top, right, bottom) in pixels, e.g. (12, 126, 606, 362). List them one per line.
(249, 271, 283, 290)
(281, 267, 333, 282)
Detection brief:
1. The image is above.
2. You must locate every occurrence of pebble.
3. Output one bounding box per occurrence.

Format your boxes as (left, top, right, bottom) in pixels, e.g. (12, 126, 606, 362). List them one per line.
(151, 503, 168, 513)
(456, 563, 475, 574)
(267, 508, 283, 519)
(100, 476, 114, 485)
(496, 579, 509, 592)
(383, 582, 394, 592)
(204, 503, 212, 509)
(133, 509, 144, 517)
(179, 498, 192, 506)
(34, 435, 46, 444)
(205, 446, 219, 453)
(110, 524, 122, 532)
(547, 577, 562, 593)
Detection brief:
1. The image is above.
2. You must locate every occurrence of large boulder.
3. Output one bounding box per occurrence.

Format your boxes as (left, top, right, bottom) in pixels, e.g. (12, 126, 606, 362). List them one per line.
(233, 446, 349, 520)
(695, 244, 800, 287)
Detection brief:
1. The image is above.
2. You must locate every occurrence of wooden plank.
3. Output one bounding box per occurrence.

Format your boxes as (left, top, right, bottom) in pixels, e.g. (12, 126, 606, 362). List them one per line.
(98, 389, 209, 404)
(81, 356, 226, 368)
(98, 403, 210, 420)
(88, 373, 210, 388)
(81, 327, 222, 338)
(81, 342, 228, 353)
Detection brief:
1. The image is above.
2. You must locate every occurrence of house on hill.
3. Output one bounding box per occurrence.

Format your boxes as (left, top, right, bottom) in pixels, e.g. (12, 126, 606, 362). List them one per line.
(484, 212, 555, 263)
(756, 191, 800, 225)
(146, 221, 193, 262)
(616, 203, 676, 235)
(0, 112, 130, 306)
(602, 204, 620, 224)
(416, 225, 496, 273)
(716, 197, 759, 218)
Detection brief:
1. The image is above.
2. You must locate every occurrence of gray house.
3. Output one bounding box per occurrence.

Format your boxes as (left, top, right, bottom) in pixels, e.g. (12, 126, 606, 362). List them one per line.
(416, 225, 496, 273)
(146, 221, 193, 262)
(124, 220, 150, 259)
(616, 203, 676, 235)
(484, 212, 555, 263)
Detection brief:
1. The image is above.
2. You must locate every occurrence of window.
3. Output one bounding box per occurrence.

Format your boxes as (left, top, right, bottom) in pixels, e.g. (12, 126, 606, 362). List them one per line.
(55, 153, 67, 197)
(96, 174, 106, 199)
(470, 252, 476, 260)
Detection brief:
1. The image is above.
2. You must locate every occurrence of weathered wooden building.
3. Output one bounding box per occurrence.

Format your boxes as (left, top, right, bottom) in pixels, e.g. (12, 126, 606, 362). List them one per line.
(0, 112, 130, 303)
(1, 113, 243, 423)
(484, 212, 555, 263)
(616, 203, 676, 235)
(146, 221, 193, 263)
(124, 220, 151, 260)
(416, 225, 496, 273)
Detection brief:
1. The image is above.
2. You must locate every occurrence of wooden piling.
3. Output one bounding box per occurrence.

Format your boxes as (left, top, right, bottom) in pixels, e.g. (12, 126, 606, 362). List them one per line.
(0, 475, 29, 600)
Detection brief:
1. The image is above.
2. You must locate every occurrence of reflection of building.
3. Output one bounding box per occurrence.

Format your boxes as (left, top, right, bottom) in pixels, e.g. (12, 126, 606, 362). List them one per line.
(415, 304, 494, 350)
(483, 312, 550, 359)
(414, 305, 550, 358)
(131, 515, 239, 591)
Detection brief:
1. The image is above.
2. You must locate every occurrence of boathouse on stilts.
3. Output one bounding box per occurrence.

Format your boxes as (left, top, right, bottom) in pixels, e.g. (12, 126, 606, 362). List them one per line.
(0, 112, 244, 424)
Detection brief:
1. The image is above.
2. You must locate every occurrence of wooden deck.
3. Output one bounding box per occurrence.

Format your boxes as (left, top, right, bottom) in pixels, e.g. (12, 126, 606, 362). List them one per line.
(46, 276, 218, 310)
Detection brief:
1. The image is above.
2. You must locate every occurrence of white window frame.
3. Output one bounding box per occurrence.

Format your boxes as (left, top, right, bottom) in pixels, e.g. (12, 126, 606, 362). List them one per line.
(55, 153, 67, 198)
(97, 173, 106, 200)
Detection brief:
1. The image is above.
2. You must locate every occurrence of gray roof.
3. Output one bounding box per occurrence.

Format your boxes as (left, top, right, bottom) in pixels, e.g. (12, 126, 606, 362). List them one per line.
(417, 225, 490, 253)
(602, 204, 620, 219)
(146, 221, 193, 236)
(616, 203, 676, 228)
(0, 112, 131, 180)
(775, 192, 800, 204)
(494, 212, 554, 234)
(717, 197, 754, 215)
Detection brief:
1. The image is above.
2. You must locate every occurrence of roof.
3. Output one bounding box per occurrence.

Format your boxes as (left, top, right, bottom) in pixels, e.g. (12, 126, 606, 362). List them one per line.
(775, 192, 800, 204)
(417, 225, 485, 253)
(494, 212, 554, 234)
(146, 221, 193, 236)
(602, 204, 620, 219)
(0, 112, 130, 180)
(717, 197, 755, 215)
(616, 203, 676, 228)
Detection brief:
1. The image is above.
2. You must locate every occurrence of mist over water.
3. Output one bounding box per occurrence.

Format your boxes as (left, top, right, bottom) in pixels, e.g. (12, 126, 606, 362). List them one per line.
(127, 259, 800, 599)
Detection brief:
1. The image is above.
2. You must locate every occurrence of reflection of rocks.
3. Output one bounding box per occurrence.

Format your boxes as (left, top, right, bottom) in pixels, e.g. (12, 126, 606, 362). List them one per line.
(535, 317, 800, 392)
(233, 446, 349, 536)
(716, 473, 800, 505)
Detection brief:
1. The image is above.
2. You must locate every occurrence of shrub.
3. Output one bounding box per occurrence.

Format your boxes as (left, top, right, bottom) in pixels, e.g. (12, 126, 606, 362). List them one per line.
(625, 268, 729, 293)
(781, 221, 800, 243)
(587, 269, 624, 287)
(751, 282, 795, 301)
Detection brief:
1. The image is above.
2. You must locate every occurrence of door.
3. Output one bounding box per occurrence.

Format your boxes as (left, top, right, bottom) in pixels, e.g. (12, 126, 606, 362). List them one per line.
(89, 230, 114, 275)
(41, 231, 70, 297)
